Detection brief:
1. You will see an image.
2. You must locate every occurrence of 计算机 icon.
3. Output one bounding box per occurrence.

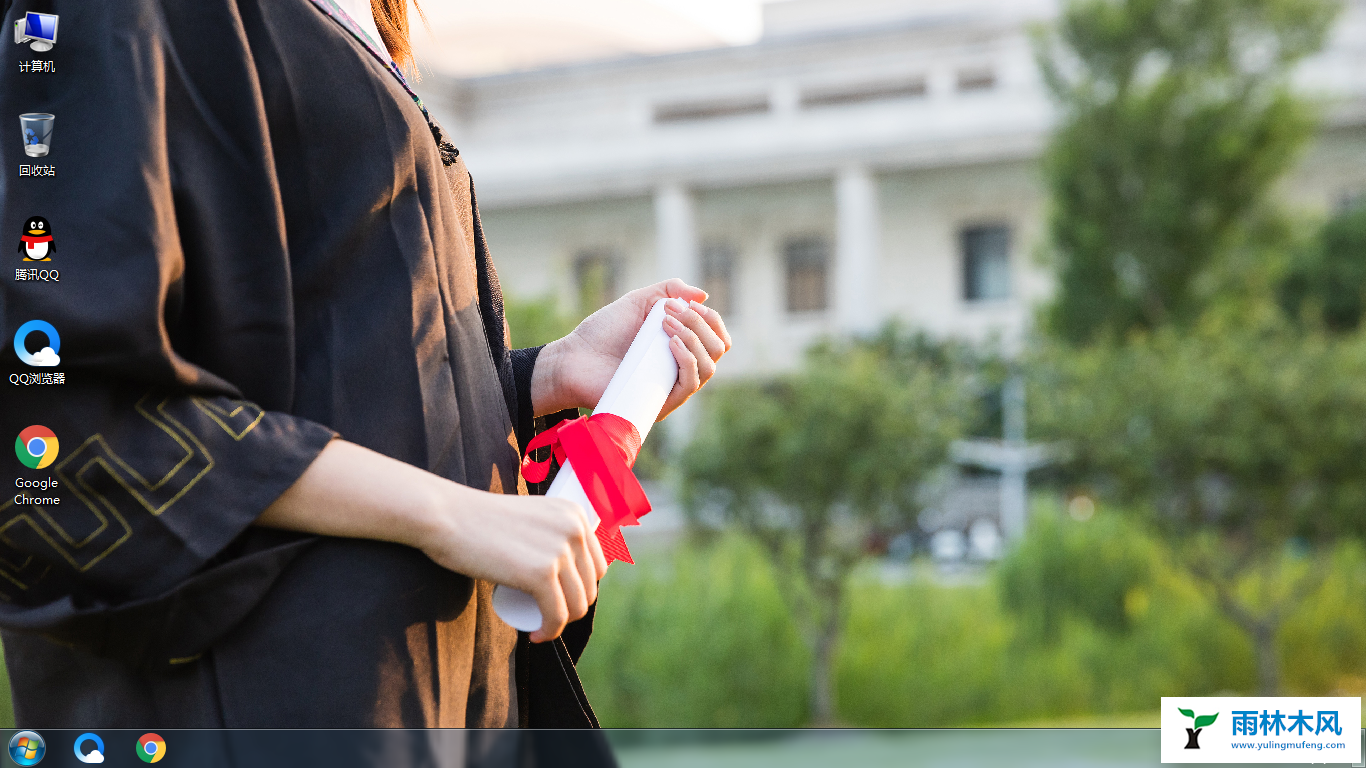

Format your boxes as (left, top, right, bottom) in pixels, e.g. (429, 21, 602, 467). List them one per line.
(13, 319, 60, 367)
(20, 113, 54, 157)
(19, 216, 54, 261)
(13, 12, 57, 52)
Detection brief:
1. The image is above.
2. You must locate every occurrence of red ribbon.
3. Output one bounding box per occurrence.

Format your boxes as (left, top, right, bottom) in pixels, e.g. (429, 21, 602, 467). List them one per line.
(21, 234, 52, 244)
(521, 413, 651, 565)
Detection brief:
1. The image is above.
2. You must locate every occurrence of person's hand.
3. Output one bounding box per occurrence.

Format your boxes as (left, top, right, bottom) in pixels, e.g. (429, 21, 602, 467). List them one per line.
(422, 490, 608, 643)
(258, 440, 608, 643)
(532, 278, 733, 419)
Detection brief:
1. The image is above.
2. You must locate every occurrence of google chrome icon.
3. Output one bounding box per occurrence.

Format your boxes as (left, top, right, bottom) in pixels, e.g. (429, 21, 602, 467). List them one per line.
(136, 733, 165, 763)
(15, 426, 58, 469)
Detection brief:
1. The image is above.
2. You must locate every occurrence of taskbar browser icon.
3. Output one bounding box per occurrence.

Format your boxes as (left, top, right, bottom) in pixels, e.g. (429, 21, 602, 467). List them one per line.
(136, 733, 165, 763)
(74, 733, 104, 764)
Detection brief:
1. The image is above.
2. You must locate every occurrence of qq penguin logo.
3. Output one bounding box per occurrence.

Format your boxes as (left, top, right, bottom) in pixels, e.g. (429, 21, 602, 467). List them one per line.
(18, 216, 54, 261)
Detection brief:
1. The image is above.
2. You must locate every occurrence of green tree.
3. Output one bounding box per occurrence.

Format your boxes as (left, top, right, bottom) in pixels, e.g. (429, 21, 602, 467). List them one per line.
(681, 345, 971, 724)
(1038, 0, 1339, 343)
(1032, 324, 1366, 693)
(857, 323, 1012, 439)
(503, 293, 580, 349)
(1280, 201, 1366, 332)
(998, 508, 1155, 644)
(577, 537, 809, 727)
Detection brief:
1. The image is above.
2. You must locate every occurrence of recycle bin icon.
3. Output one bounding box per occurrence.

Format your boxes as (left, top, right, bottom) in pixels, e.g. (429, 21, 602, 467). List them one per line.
(19, 113, 54, 157)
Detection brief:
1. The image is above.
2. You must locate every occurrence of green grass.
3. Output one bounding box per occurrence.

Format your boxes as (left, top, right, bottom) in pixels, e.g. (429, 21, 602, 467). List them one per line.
(0, 643, 12, 728)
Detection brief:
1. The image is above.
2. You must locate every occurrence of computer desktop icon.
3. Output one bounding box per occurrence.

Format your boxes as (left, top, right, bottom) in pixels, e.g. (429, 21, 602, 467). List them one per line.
(13, 12, 57, 52)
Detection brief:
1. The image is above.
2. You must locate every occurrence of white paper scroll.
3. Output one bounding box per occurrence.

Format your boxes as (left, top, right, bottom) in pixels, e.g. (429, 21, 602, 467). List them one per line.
(493, 298, 680, 632)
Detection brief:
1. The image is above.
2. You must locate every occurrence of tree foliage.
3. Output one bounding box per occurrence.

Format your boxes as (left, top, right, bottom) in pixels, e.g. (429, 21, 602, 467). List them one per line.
(998, 509, 1155, 643)
(683, 346, 972, 540)
(578, 537, 809, 728)
(1033, 0, 1349, 694)
(680, 342, 973, 723)
(1031, 323, 1366, 691)
(503, 292, 580, 349)
(1038, 0, 1339, 343)
(1032, 325, 1366, 546)
(1280, 201, 1366, 332)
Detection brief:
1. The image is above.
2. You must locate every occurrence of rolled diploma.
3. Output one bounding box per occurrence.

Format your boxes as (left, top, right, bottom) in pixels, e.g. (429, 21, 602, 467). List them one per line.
(493, 298, 680, 632)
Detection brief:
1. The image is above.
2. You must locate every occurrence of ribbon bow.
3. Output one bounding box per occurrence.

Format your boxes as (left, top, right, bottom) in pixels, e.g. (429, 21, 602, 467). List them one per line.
(521, 414, 651, 565)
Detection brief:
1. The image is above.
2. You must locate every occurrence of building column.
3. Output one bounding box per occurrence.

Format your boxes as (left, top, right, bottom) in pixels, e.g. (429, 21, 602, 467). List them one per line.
(652, 182, 701, 452)
(654, 181, 699, 286)
(999, 374, 1029, 542)
(835, 164, 880, 334)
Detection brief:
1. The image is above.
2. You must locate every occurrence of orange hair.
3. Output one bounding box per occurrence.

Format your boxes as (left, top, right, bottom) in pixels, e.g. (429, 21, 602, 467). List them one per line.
(371, 0, 426, 71)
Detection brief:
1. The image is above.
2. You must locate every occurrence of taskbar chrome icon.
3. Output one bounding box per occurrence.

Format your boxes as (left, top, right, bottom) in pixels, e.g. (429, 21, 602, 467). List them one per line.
(73, 733, 104, 764)
(7, 730, 45, 765)
(136, 733, 165, 763)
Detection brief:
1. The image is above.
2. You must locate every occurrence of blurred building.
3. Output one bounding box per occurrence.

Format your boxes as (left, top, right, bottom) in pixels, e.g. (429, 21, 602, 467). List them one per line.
(425, 0, 1366, 376)
(406, 0, 740, 78)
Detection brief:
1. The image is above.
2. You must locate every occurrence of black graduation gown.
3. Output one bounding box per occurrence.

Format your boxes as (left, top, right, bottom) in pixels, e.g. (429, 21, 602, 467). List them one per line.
(0, 0, 597, 729)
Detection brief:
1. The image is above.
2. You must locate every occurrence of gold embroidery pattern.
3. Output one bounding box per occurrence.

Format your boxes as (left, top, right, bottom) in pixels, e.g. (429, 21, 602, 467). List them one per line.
(192, 397, 264, 440)
(0, 525, 52, 600)
(76, 395, 217, 517)
(0, 394, 265, 597)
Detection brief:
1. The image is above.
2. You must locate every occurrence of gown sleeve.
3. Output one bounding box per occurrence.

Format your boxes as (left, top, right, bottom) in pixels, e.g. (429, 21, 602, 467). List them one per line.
(0, 0, 335, 666)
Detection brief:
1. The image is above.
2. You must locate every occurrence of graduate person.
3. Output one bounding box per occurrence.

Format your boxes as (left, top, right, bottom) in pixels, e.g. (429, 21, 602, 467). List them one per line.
(0, 0, 730, 728)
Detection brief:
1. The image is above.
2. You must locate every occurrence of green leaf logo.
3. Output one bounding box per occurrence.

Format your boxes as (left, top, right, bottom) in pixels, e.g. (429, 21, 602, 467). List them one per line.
(1179, 708, 1218, 749)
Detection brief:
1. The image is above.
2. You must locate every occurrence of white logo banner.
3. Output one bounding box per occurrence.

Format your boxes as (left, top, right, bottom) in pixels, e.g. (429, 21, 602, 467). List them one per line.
(1161, 697, 1361, 763)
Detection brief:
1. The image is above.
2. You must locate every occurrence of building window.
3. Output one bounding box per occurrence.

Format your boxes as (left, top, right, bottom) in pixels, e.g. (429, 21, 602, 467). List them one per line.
(784, 236, 829, 313)
(701, 241, 735, 315)
(800, 77, 927, 109)
(654, 95, 770, 124)
(575, 250, 618, 313)
(956, 67, 996, 92)
(962, 225, 1011, 302)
